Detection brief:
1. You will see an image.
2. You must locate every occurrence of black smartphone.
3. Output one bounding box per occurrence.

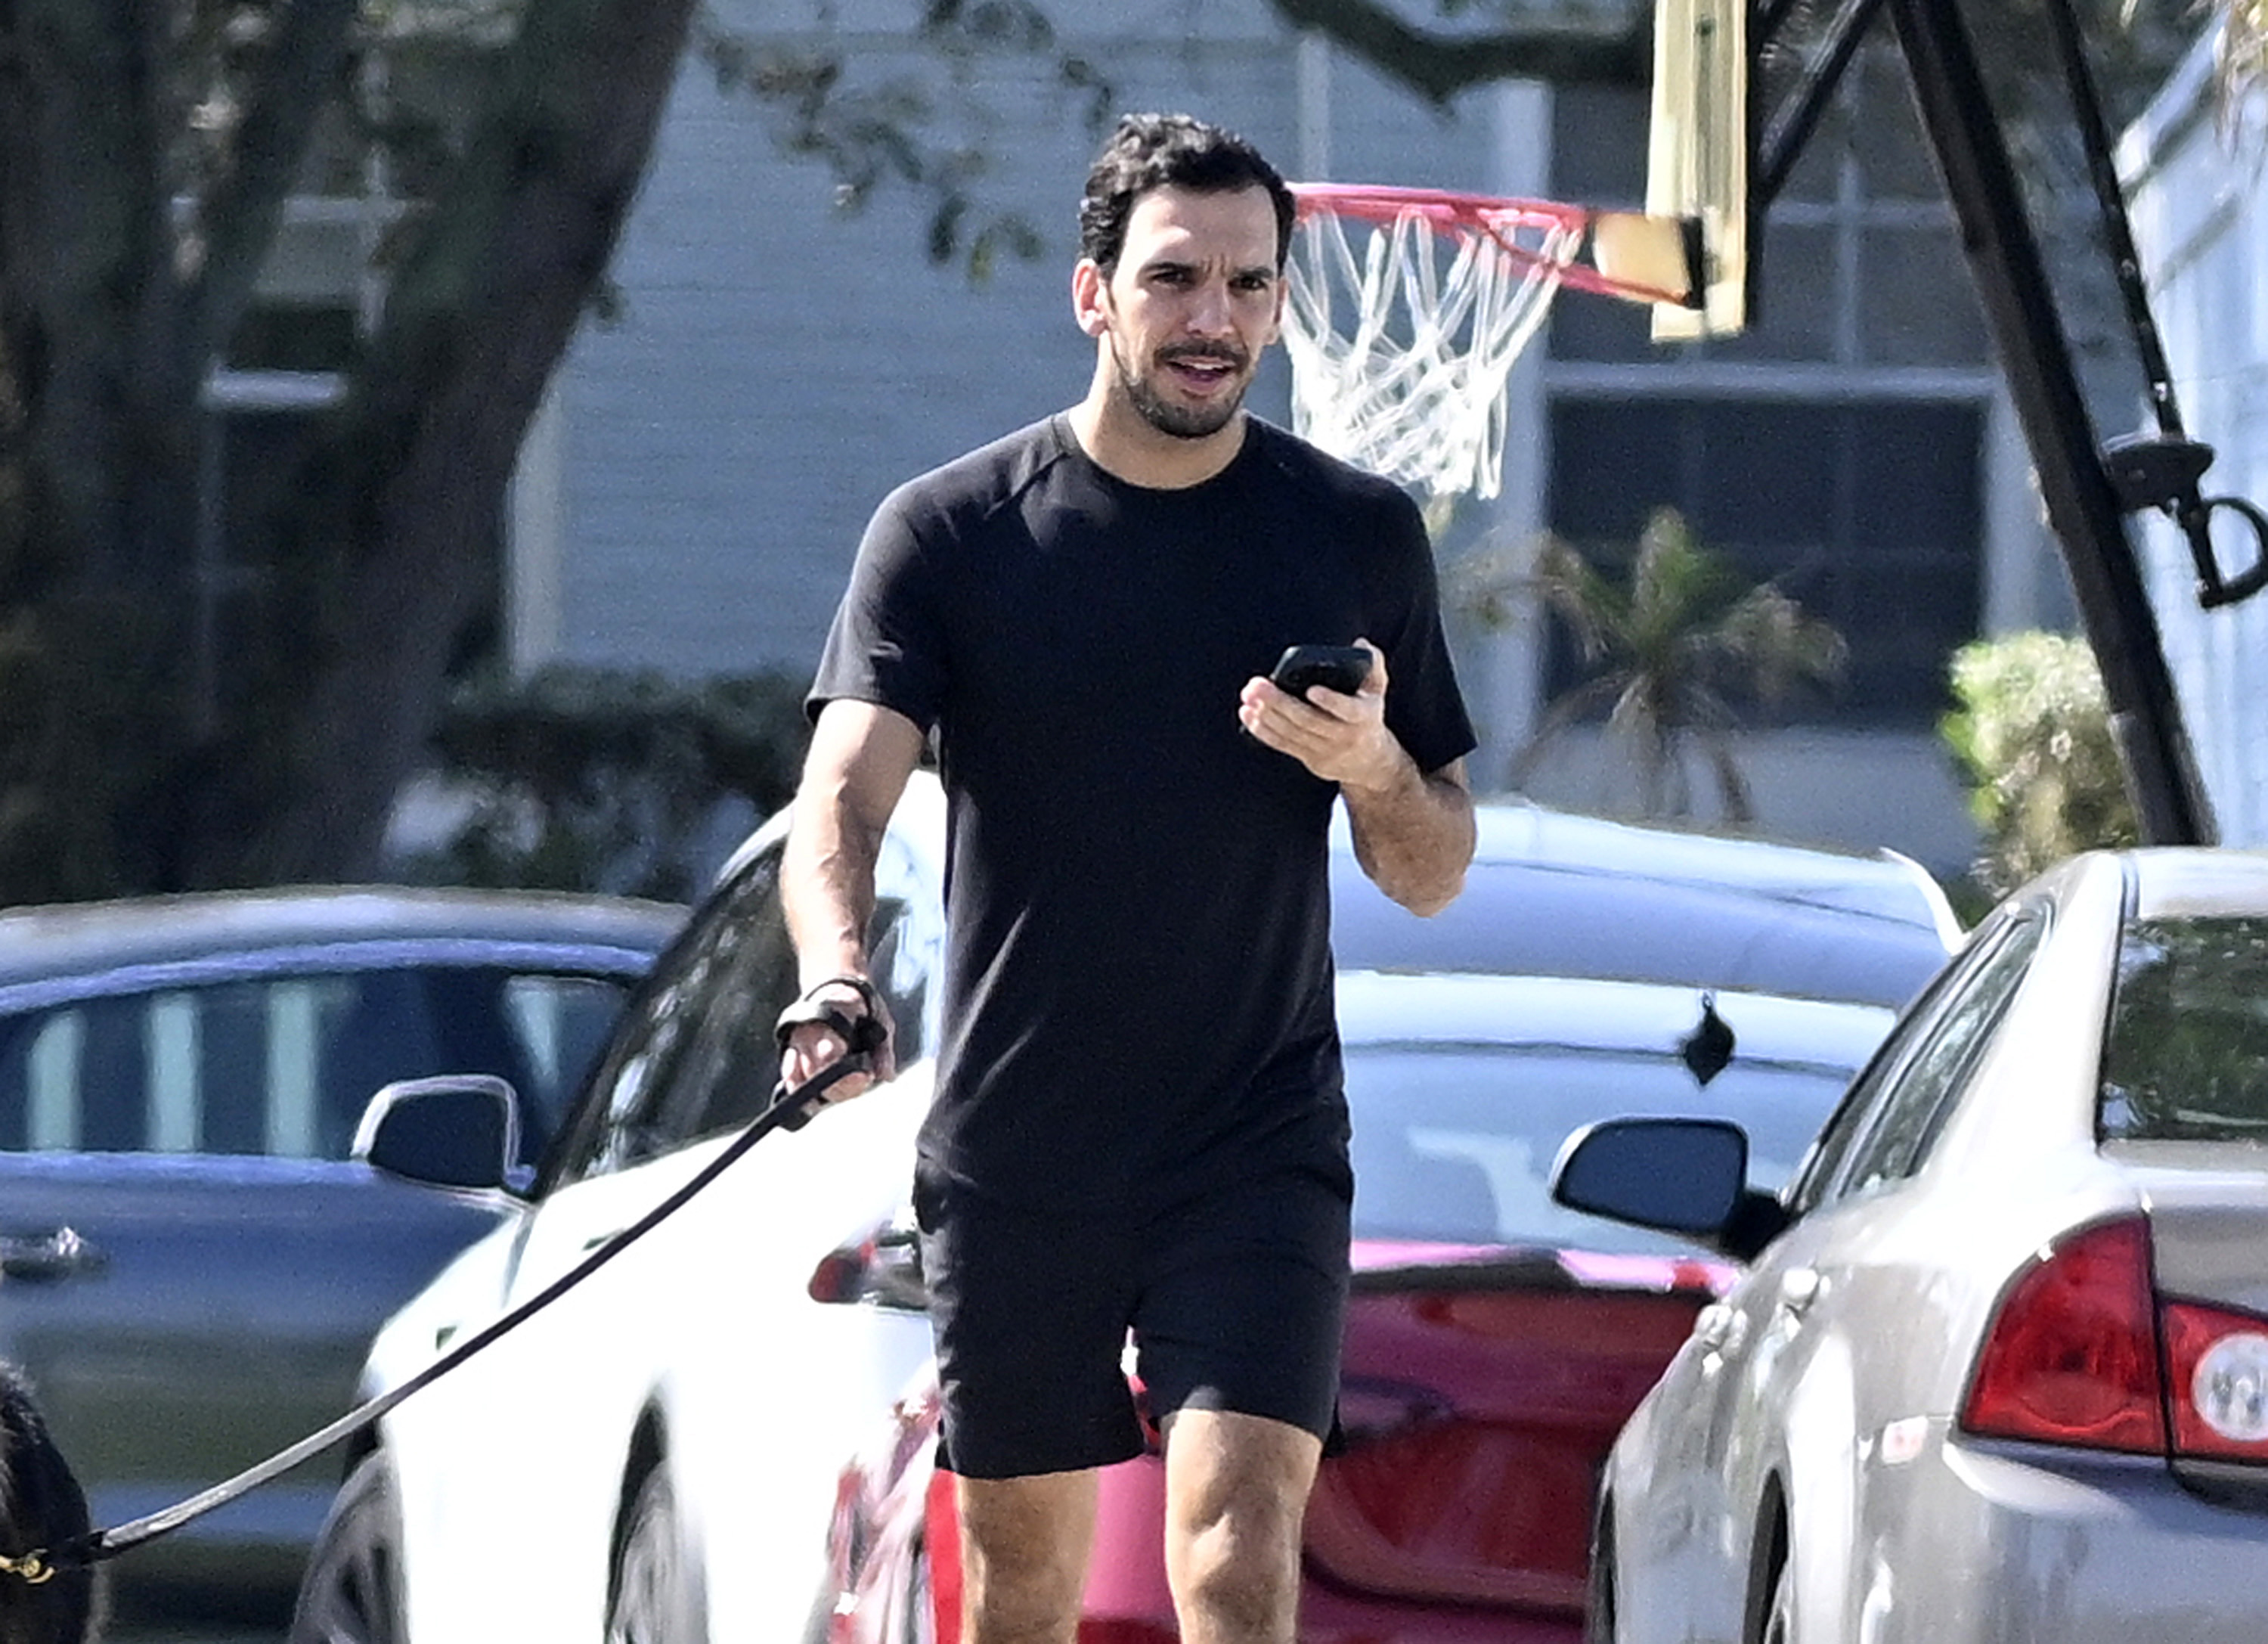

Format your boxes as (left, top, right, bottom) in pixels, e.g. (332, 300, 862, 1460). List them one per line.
(1270, 643, 1371, 698)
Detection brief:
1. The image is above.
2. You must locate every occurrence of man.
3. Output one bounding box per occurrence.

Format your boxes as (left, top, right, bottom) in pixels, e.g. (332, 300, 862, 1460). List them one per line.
(780, 113, 1476, 1644)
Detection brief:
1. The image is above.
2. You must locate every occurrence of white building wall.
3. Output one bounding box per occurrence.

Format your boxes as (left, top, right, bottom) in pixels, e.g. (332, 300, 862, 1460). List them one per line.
(507, 0, 2003, 876)
(2121, 32, 2268, 843)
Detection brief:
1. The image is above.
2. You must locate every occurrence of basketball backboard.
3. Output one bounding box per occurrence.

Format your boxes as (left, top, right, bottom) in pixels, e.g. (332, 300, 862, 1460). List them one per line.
(1647, 0, 1751, 338)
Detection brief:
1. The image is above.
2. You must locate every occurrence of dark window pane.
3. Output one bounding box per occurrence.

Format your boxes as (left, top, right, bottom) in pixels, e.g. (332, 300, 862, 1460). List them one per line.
(227, 305, 358, 373)
(1859, 225, 1987, 365)
(1550, 286, 1659, 363)
(199, 984, 271, 1154)
(1769, 93, 1849, 205)
(78, 998, 149, 1151)
(2103, 917, 2268, 1141)
(1551, 85, 1649, 204)
(1697, 404, 1837, 549)
(1852, 403, 1981, 548)
(1548, 401, 1685, 545)
(1855, 48, 1944, 200)
(1545, 399, 1981, 725)
(1707, 225, 1839, 362)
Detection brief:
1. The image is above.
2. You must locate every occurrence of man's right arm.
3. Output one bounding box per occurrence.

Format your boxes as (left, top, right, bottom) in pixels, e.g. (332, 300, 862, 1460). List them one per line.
(780, 699, 928, 1100)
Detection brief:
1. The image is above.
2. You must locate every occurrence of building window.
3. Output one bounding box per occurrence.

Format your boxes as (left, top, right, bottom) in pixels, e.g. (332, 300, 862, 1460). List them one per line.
(1543, 36, 1997, 727)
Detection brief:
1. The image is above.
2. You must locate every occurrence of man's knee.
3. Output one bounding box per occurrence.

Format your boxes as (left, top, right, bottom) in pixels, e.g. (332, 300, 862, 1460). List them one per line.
(1162, 1410, 1319, 1642)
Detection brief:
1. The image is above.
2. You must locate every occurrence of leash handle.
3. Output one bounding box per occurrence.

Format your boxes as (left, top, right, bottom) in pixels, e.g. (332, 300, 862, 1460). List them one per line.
(49, 1054, 870, 1570)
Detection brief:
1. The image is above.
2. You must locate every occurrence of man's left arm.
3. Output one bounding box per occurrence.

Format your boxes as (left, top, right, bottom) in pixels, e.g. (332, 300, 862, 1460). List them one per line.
(1238, 637, 1476, 916)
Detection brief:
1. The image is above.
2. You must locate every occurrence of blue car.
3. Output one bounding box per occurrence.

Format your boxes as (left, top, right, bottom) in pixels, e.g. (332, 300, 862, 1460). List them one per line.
(0, 886, 683, 1611)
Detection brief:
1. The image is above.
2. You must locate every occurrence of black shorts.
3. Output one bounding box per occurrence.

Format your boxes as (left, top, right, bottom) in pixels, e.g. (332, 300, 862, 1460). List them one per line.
(912, 1162, 1352, 1480)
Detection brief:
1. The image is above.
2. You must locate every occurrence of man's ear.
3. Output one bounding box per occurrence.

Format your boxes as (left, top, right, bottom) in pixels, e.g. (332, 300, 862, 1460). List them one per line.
(1072, 259, 1110, 338)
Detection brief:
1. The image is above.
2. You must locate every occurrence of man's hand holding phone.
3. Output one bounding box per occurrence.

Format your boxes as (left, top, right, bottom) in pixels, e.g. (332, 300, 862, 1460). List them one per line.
(1241, 638, 1404, 792)
(1269, 643, 1372, 699)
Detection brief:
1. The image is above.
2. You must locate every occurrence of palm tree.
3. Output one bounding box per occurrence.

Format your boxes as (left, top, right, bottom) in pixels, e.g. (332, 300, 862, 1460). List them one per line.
(1506, 508, 1848, 824)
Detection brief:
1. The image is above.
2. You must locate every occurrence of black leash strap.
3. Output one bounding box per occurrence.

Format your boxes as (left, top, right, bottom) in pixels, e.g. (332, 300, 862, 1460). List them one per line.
(38, 1054, 869, 1577)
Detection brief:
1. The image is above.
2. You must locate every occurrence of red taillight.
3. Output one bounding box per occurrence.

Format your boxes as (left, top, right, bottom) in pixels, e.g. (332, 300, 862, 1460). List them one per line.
(2161, 1301, 2268, 1463)
(1961, 1217, 2167, 1454)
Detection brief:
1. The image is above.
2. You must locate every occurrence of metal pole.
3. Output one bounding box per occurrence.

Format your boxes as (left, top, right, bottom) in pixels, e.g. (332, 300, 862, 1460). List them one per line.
(1885, 0, 2214, 845)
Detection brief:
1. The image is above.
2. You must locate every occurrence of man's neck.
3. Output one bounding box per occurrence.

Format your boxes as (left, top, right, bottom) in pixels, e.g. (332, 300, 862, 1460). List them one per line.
(1066, 389, 1247, 491)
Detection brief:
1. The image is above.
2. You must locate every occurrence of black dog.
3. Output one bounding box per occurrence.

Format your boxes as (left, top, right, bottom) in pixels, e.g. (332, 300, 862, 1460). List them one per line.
(0, 1366, 99, 1644)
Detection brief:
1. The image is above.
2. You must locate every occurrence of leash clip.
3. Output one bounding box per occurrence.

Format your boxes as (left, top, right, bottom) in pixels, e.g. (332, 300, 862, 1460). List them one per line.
(0, 1550, 55, 1585)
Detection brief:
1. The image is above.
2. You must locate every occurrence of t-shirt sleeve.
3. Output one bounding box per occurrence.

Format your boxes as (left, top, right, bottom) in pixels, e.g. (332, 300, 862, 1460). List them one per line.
(806, 492, 950, 731)
(1366, 485, 1479, 777)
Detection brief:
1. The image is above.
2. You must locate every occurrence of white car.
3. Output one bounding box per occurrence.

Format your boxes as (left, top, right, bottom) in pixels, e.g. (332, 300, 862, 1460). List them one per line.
(290, 775, 1957, 1643)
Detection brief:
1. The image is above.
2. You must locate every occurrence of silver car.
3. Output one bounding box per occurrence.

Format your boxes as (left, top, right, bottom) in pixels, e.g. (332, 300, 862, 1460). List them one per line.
(1554, 846, 2268, 1644)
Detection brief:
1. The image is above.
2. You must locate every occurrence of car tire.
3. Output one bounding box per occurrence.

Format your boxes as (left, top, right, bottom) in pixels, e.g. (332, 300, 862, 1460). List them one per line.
(1582, 1515, 1616, 1644)
(900, 1541, 936, 1644)
(1759, 1552, 1795, 1644)
(607, 1466, 708, 1644)
(288, 1453, 404, 1644)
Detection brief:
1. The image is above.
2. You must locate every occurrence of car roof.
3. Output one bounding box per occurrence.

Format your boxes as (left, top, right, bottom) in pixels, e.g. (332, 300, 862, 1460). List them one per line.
(0, 885, 688, 988)
(1334, 968, 1895, 1073)
(723, 772, 1954, 1011)
(1329, 799, 1959, 1010)
(1334, 797, 1960, 936)
(2124, 846, 2268, 920)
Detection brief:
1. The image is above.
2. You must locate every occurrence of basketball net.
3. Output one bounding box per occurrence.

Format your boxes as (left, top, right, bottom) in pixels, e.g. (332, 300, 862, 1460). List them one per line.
(1281, 184, 1697, 504)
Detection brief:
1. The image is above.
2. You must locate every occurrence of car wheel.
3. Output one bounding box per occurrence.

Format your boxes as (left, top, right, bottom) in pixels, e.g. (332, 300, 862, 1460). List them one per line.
(288, 1453, 404, 1644)
(1759, 1552, 1795, 1644)
(1582, 1515, 1616, 1644)
(900, 1541, 936, 1644)
(607, 1466, 708, 1644)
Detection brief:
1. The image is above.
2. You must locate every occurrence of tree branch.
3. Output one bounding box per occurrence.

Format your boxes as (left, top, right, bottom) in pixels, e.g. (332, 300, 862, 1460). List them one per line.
(1263, 0, 1650, 105)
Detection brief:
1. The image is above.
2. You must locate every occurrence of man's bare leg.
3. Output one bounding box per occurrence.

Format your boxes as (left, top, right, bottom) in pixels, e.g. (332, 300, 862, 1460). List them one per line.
(957, 1469, 1099, 1644)
(1161, 1410, 1322, 1644)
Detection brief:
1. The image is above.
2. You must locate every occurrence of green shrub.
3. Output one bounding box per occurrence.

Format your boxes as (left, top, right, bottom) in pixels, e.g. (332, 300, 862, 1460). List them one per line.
(398, 665, 813, 900)
(1941, 631, 2136, 898)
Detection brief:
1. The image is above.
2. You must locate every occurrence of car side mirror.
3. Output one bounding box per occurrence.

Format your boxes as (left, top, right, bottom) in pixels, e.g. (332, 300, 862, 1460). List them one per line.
(1550, 1116, 1789, 1261)
(354, 1075, 525, 1195)
(807, 1217, 928, 1312)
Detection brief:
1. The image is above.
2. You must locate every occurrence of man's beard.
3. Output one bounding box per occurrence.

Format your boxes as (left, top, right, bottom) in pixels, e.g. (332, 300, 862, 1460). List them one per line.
(1112, 338, 1250, 439)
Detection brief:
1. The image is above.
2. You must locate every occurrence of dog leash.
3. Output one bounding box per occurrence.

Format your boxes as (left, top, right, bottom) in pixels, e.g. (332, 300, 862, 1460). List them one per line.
(18, 1006, 884, 1582)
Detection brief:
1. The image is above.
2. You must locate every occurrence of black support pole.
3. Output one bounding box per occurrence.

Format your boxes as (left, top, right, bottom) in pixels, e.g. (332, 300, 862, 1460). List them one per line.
(1885, 0, 2215, 845)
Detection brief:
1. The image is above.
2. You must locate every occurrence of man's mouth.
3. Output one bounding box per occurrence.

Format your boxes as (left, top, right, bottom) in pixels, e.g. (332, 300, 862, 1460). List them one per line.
(1160, 349, 1245, 389)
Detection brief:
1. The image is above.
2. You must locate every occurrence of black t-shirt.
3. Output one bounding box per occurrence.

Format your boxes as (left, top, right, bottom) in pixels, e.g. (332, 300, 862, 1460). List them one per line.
(810, 414, 1476, 1211)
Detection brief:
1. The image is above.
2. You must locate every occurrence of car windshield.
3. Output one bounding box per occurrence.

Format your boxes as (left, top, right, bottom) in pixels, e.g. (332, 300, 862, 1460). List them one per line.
(2102, 915, 2268, 1143)
(1345, 1043, 1855, 1255)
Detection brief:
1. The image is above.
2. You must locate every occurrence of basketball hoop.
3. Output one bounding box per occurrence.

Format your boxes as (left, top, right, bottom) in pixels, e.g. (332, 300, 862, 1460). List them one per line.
(1281, 183, 1699, 504)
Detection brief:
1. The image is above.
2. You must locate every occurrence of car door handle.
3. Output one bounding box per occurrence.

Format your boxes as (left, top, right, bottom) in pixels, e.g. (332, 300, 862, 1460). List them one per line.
(1779, 1267, 1823, 1317)
(0, 1227, 106, 1283)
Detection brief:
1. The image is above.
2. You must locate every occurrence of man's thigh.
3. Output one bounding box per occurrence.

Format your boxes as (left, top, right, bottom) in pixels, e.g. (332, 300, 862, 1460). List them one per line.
(1132, 1165, 1351, 1441)
(916, 1168, 1149, 1478)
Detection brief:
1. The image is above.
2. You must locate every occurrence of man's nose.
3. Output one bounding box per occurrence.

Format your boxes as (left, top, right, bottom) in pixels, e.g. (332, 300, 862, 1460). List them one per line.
(1185, 278, 1236, 334)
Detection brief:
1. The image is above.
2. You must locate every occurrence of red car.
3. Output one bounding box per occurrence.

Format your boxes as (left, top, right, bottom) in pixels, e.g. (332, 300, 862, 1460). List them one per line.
(809, 968, 1898, 1644)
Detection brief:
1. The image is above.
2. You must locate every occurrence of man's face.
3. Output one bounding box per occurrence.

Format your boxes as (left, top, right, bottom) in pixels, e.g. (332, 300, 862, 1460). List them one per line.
(1078, 184, 1285, 441)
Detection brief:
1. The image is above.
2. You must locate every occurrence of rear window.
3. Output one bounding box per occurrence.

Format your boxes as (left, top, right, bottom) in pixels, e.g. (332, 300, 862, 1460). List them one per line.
(2102, 916, 2268, 1142)
(1346, 1043, 1857, 1254)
